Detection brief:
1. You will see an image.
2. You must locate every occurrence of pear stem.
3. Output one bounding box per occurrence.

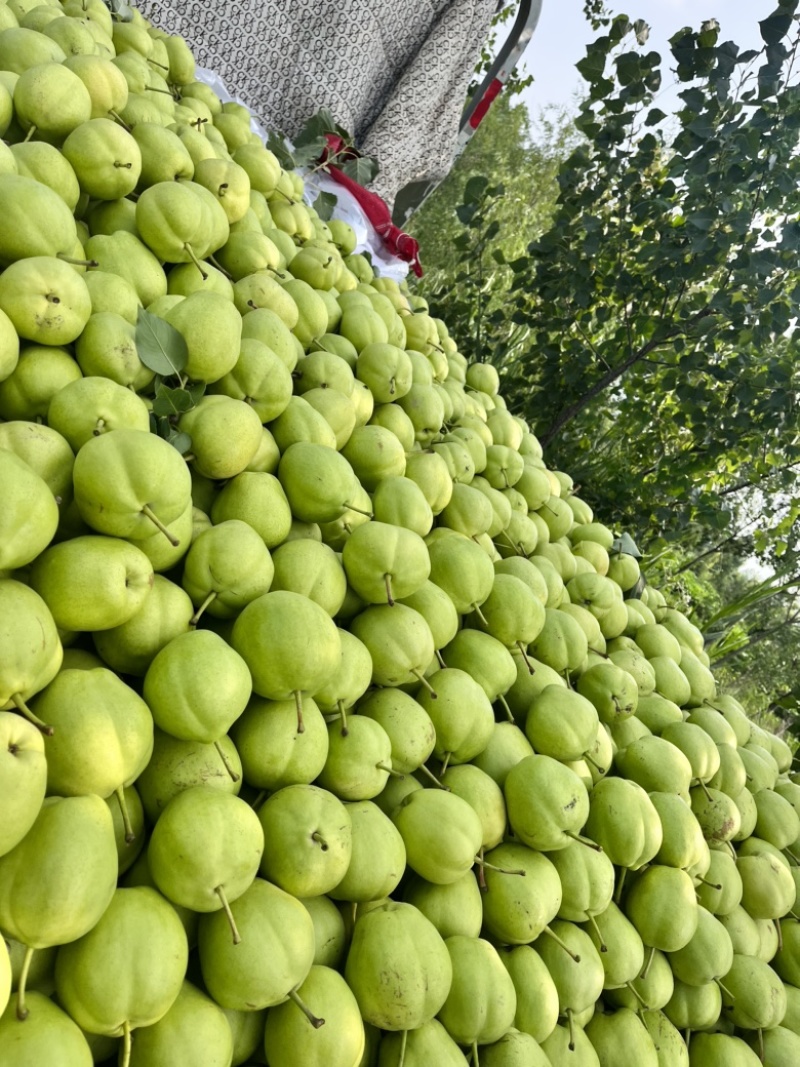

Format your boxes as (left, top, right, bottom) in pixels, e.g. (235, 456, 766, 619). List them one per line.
(497, 694, 514, 722)
(715, 977, 735, 999)
(343, 501, 373, 518)
(785, 848, 800, 865)
(398, 1028, 408, 1067)
(417, 762, 449, 789)
(190, 590, 216, 626)
(584, 753, 606, 775)
(567, 1007, 577, 1051)
(615, 866, 627, 904)
(250, 790, 267, 811)
(115, 784, 136, 844)
(474, 858, 526, 877)
(141, 504, 180, 546)
(472, 1039, 480, 1066)
(626, 979, 649, 1010)
(208, 253, 233, 280)
(472, 602, 489, 627)
(477, 845, 487, 891)
(543, 925, 580, 963)
(214, 741, 240, 782)
(182, 244, 208, 280)
(56, 254, 100, 267)
(383, 573, 395, 606)
(757, 1026, 764, 1062)
(565, 830, 603, 851)
(439, 751, 451, 777)
(16, 943, 34, 1020)
(641, 944, 655, 981)
(587, 913, 607, 952)
(109, 109, 132, 131)
(435, 649, 446, 668)
(294, 690, 306, 734)
(376, 762, 405, 779)
(287, 987, 325, 1028)
(11, 693, 53, 736)
(698, 779, 714, 802)
(697, 876, 722, 890)
(410, 669, 437, 699)
(516, 642, 535, 674)
(121, 1020, 132, 1067)
(215, 885, 241, 944)
(23, 124, 36, 142)
(311, 831, 329, 851)
(338, 700, 349, 736)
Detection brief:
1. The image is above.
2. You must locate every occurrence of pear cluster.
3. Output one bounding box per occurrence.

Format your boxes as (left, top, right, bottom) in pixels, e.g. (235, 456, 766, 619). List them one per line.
(0, 4, 799, 1067)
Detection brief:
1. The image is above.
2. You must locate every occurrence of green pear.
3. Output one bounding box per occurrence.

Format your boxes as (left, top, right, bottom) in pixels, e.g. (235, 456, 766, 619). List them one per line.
(402, 870, 484, 940)
(577, 662, 638, 724)
(181, 519, 275, 621)
(229, 690, 329, 783)
(583, 777, 663, 869)
(480, 842, 562, 944)
(441, 628, 517, 708)
(551, 839, 615, 923)
(127, 980, 233, 1067)
(268, 539, 347, 617)
(30, 535, 153, 632)
(344, 901, 452, 1031)
(148, 787, 263, 941)
(719, 906, 763, 956)
(469, 572, 546, 656)
(625, 865, 699, 951)
(72, 429, 191, 546)
(47, 376, 150, 450)
(690, 785, 742, 843)
(439, 764, 507, 850)
(746, 1024, 800, 1065)
(164, 289, 242, 382)
(92, 573, 193, 677)
(696, 848, 743, 916)
(529, 607, 589, 675)
(84, 231, 167, 307)
(0, 794, 117, 1015)
(315, 717, 396, 802)
(391, 788, 483, 884)
(198, 876, 315, 1010)
(257, 784, 352, 897)
(773, 920, 800, 985)
(0, 346, 81, 424)
(753, 787, 800, 849)
(667, 904, 734, 987)
(377, 1018, 468, 1067)
(541, 1022, 603, 1066)
(11, 140, 81, 211)
(135, 728, 241, 826)
(640, 1010, 689, 1067)
(687, 1033, 761, 1066)
(232, 590, 342, 731)
(13, 59, 91, 138)
(585, 1008, 659, 1067)
(62, 118, 141, 200)
(499, 944, 559, 1044)
(328, 799, 406, 903)
(648, 792, 707, 870)
(0, 579, 62, 733)
(720, 952, 786, 1030)
(350, 604, 435, 690)
(314, 630, 373, 726)
(504, 754, 591, 852)
(342, 521, 430, 605)
(278, 441, 364, 523)
(357, 686, 436, 774)
(525, 685, 599, 763)
(534, 920, 605, 1016)
(0, 255, 90, 346)
(300, 895, 347, 968)
(271, 393, 338, 451)
(437, 936, 517, 1053)
(209, 337, 293, 422)
(398, 579, 459, 650)
(210, 471, 292, 547)
(427, 532, 495, 614)
(264, 964, 366, 1067)
(0, 712, 46, 858)
(584, 900, 645, 990)
(55, 886, 189, 1066)
(0, 991, 94, 1067)
(178, 395, 263, 480)
(471, 722, 534, 789)
(34, 667, 153, 839)
(738, 851, 796, 919)
(143, 628, 250, 756)
(403, 450, 454, 514)
(135, 180, 219, 269)
(0, 448, 59, 570)
(606, 947, 675, 1013)
(414, 667, 494, 765)
(615, 735, 693, 796)
(75, 311, 154, 390)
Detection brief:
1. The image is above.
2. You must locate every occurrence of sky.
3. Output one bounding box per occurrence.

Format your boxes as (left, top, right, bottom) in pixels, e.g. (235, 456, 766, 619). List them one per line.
(514, 0, 780, 117)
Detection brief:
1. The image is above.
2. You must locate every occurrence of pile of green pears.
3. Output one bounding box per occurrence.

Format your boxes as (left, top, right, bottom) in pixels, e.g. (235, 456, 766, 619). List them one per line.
(1, 3, 800, 1067)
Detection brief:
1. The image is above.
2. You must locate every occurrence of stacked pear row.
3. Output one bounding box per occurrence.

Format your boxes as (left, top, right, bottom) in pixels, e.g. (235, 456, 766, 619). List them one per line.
(0, 3, 799, 1067)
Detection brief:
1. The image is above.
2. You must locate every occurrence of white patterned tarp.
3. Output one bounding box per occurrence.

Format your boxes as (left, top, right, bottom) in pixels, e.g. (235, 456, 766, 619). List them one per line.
(136, 0, 497, 208)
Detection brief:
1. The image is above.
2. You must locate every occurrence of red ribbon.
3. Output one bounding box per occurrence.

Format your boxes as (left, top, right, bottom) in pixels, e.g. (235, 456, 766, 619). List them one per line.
(320, 134, 423, 277)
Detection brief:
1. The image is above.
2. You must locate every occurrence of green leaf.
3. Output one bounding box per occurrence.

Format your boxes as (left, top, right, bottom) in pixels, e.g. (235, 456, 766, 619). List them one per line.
(611, 532, 642, 559)
(340, 155, 379, 185)
(135, 308, 188, 378)
(168, 431, 193, 455)
(152, 384, 197, 417)
(313, 191, 338, 221)
(759, 13, 793, 45)
(266, 131, 295, 170)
